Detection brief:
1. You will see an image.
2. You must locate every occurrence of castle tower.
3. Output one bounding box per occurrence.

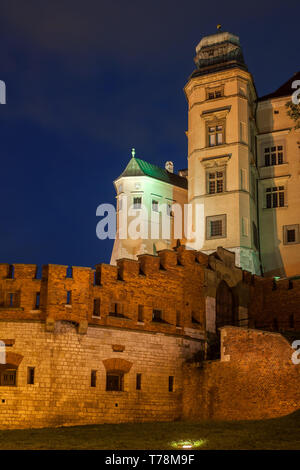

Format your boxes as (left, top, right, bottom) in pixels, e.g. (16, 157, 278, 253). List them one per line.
(184, 31, 261, 274)
(110, 150, 187, 265)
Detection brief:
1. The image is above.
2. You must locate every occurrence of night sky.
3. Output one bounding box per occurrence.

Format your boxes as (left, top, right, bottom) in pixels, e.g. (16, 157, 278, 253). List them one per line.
(0, 0, 299, 268)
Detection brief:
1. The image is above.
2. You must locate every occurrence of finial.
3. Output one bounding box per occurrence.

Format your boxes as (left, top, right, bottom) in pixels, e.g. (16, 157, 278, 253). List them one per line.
(131, 148, 136, 158)
(217, 24, 222, 30)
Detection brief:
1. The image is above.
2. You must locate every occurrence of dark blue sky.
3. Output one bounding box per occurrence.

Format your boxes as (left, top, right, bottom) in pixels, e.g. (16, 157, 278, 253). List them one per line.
(0, 0, 299, 268)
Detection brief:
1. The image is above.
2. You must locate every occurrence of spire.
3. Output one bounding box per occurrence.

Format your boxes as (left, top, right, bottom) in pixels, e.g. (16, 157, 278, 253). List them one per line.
(131, 148, 136, 158)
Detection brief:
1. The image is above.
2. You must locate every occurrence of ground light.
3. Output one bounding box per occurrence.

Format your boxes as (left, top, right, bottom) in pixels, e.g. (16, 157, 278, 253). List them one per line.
(170, 439, 206, 449)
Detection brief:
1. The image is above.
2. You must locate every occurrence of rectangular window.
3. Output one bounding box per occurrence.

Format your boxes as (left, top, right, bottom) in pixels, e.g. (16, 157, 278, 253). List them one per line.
(169, 376, 174, 392)
(27, 367, 35, 385)
(93, 298, 100, 317)
(283, 224, 299, 245)
(207, 123, 224, 147)
(176, 311, 181, 327)
(206, 88, 223, 100)
(106, 373, 123, 391)
(9, 293, 14, 307)
(152, 309, 163, 322)
(133, 197, 142, 209)
(136, 373, 142, 390)
(91, 370, 97, 387)
(152, 200, 159, 212)
(264, 145, 284, 166)
(138, 305, 144, 322)
(35, 292, 40, 309)
(66, 291, 72, 305)
(0, 369, 16, 386)
(206, 215, 226, 239)
(207, 171, 224, 194)
(266, 186, 285, 208)
(109, 303, 124, 317)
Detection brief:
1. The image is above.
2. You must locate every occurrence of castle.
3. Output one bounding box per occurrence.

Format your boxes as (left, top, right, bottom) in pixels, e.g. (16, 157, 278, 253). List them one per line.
(0, 31, 299, 430)
(111, 31, 300, 279)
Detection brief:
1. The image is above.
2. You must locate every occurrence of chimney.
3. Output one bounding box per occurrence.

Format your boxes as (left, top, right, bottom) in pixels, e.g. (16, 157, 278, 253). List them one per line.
(165, 161, 174, 173)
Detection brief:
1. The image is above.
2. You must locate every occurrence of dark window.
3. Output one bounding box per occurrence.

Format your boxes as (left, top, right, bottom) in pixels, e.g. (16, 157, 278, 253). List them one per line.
(266, 186, 285, 208)
(27, 367, 35, 385)
(136, 373, 142, 390)
(66, 267, 72, 278)
(35, 292, 40, 309)
(289, 314, 294, 329)
(106, 372, 124, 391)
(9, 293, 14, 307)
(208, 171, 224, 194)
(176, 311, 181, 327)
(93, 298, 100, 317)
(211, 220, 223, 237)
(273, 318, 278, 331)
(152, 309, 163, 322)
(287, 229, 296, 243)
(208, 124, 224, 146)
(264, 145, 284, 166)
(66, 291, 72, 305)
(91, 370, 97, 387)
(109, 303, 124, 317)
(133, 197, 142, 209)
(206, 215, 226, 239)
(8, 265, 14, 279)
(138, 305, 144, 322)
(0, 369, 16, 386)
(169, 376, 174, 392)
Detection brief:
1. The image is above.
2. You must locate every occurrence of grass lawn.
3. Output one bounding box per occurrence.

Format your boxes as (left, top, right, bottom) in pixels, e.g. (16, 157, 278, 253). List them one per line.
(0, 411, 299, 450)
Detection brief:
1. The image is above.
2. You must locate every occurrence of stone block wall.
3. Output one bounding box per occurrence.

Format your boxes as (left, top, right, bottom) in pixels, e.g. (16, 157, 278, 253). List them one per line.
(182, 326, 300, 421)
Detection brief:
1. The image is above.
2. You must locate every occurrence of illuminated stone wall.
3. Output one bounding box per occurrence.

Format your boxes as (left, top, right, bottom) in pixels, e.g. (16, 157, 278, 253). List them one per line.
(182, 326, 300, 421)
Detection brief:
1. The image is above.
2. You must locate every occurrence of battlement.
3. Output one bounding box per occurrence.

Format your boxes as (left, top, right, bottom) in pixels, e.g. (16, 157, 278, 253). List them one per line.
(0, 246, 299, 336)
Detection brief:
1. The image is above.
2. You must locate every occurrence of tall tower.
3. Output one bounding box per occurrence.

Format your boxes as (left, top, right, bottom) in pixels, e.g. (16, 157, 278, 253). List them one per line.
(184, 31, 261, 274)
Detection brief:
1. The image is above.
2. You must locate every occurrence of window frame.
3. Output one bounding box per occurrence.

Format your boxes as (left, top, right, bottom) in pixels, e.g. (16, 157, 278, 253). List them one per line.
(206, 214, 227, 240)
(265, 186, 285, 209)
(283, 224, 300, 245)
(106, 371, 124, 392)
(206, 119, 225, 148)
(206, 168, 225, 194)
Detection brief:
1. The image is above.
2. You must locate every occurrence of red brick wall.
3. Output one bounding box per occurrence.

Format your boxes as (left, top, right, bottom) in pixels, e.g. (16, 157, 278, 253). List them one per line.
(182, 326, 300, 420)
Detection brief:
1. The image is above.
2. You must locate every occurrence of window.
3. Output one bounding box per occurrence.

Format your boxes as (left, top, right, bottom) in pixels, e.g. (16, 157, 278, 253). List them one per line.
(0, 368, 16, 386)
(169, 376, 174, 392)
(176, 311, 181, 327)
(93, 298, 101, 317)
(27, 367, 35, 385)
(136, 373, 142, 390)
(207, 123, 224, 147)
(106, 372, 124, 391)
(206, 215, 226, 239)
(152, 200, 159, 212)
(66, 291, 72, 305)
(289, 314, 294, 329)
(240, 169, 247, 191)
(66, 267, 72, 278)
(266, 186, 285, 208)
(152, 309, 163, 322)
(35, 292, 40, 309)
(283, 224, 299, 245)
(8, 265, 14, 279)
(133, 197, 142, 209)
(138, 305, 144, 322)
(91, 370, 97, 387)
(206, 88, 223, 100)
(207, 170, 224, 194)
(264, 146, 283, 166)
(109, 303, 124, 317)
(9, 293, 14, 307)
